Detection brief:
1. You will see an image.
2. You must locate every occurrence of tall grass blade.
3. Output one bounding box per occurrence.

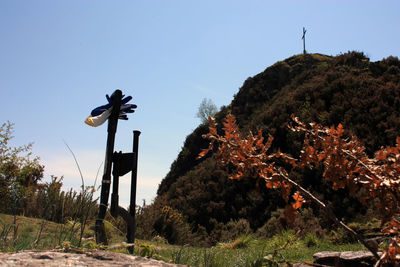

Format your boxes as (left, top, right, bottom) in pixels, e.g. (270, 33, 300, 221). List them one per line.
(63, 140, 85, 190)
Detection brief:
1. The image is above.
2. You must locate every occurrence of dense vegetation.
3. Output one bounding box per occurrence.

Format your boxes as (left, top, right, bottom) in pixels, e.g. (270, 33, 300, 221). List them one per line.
(140, 52, 400, 246)
(1, 118, 372, 265)
(0, 121, 98, 247)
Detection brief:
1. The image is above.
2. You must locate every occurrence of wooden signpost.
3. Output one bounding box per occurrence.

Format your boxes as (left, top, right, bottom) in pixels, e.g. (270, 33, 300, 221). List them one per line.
(94, 89, 139, 254)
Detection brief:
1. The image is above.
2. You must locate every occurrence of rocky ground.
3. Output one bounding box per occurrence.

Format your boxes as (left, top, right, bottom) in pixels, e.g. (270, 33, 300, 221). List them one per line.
(0, 249, 379, 266)
(0, 249, 187, 267)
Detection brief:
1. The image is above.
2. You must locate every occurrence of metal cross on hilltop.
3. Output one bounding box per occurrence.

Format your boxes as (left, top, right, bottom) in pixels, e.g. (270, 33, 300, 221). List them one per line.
(302, 27, 307, 54)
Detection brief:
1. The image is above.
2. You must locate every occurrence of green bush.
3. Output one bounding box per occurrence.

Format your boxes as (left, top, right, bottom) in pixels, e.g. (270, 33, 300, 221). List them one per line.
(136, 196, 194, 245)
(0, 121, 98, 232)
(256, 209, 285, 238)
(0, 121, 44, 215)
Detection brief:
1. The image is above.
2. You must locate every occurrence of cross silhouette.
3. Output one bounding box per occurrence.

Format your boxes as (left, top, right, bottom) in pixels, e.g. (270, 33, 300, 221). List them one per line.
(302, 27, 307, 54)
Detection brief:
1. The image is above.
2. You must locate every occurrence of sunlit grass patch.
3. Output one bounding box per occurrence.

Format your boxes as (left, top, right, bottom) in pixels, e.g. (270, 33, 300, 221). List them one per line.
(140, 230, 364, 266)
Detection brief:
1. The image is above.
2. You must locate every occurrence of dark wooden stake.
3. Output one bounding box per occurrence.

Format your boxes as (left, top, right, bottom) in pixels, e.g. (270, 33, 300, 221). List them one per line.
(95, 90, 122, 245)
(127, 130, 140, 253)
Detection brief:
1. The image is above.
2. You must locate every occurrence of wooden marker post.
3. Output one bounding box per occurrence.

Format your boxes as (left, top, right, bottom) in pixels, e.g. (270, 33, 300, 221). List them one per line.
(94, 89, 140, 254)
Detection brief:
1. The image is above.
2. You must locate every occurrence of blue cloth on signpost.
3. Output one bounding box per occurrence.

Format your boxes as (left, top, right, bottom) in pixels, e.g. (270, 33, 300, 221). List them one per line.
(85, 94, 137, 127)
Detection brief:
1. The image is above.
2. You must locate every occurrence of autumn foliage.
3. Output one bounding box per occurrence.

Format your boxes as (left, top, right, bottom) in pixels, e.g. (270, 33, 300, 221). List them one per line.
(199, 114, 400, 264)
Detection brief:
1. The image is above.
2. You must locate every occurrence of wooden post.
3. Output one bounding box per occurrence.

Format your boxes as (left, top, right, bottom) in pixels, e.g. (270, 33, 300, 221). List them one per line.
(127, 130, 141, 253)
(95, 90, 122, 245)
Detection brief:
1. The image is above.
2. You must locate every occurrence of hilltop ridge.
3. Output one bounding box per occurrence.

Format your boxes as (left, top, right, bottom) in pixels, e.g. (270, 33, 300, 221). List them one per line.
(143, 52, 400, 245)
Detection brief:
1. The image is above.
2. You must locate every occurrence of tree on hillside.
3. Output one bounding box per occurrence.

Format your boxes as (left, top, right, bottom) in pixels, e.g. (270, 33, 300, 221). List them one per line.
(0, 121, 44, 214)
(196, 98, 218, 124)
(199, 114, 399, 264)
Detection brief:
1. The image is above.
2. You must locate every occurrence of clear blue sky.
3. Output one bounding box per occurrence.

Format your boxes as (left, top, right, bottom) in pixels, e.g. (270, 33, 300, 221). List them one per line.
(1, 0, 400, 207)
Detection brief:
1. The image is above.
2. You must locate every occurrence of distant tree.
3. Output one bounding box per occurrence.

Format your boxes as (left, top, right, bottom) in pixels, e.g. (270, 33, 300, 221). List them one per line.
(196, 98, 218, 124)
(0, 121, 44, 214)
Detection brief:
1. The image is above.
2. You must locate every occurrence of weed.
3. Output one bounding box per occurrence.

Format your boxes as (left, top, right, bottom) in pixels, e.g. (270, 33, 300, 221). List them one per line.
(171, 244, 187, 264)
(303, 232, 319, 247)
(152, 235, 168, 244)
(229, 234, 254, 249)
(202, 248, 219, 267)
(32, 219, 46, 248)
(64, 141, 101, 247)
(0, 223, 12, 249)
(138, 243, 156, 257)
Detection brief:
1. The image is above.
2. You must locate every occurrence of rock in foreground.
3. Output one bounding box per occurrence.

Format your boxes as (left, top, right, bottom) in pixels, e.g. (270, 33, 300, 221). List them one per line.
(0, 250, 187, 267)
(313, 250, 377, 267)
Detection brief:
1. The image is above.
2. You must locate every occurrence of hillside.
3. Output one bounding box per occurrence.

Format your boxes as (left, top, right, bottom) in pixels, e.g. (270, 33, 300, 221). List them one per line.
(147, 52, 400, 245)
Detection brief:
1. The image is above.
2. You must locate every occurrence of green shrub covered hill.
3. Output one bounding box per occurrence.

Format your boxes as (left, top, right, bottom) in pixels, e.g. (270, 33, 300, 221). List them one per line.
(137, 52, 400, 246)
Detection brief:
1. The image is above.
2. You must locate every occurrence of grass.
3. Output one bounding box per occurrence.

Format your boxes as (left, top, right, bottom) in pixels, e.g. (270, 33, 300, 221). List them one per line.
(134, 230, 364, 266)
(0, 213, 367, 266)
(0, 213, 99, 252)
